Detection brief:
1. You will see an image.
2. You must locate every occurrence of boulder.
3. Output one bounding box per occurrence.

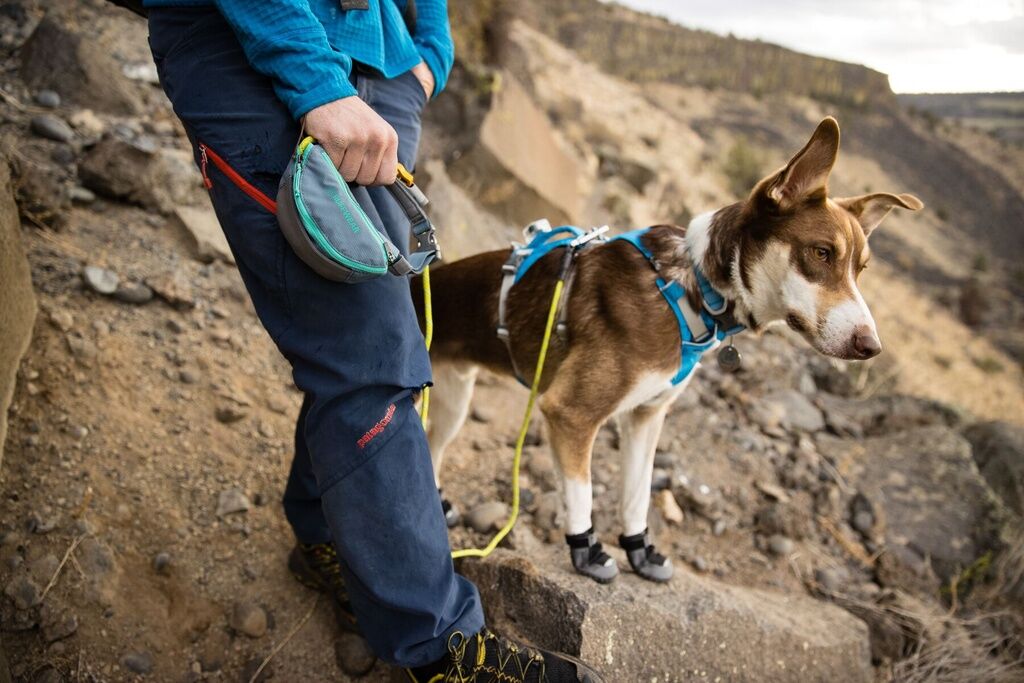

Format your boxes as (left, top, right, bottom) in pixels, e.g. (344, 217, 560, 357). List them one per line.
(815, 393, 962, 439)
(79, 135, 176, 210)
(963, 421, 1024, 516)
(755, 389, 826, 433)
(171, 204, 235, 265)
(460, 547, 872, 682)
(12, 161, 70, 229)
(76, 537, 121, 607)
(817, 427, 1007, 580)
(448, 73, 585, 226)
(0, 161, 37, 465)
(19, 16, 141, 115)
(417, 160, 514, 259)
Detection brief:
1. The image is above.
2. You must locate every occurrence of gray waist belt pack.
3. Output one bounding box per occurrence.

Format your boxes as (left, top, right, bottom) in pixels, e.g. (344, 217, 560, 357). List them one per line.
(276, 137, 440, 283)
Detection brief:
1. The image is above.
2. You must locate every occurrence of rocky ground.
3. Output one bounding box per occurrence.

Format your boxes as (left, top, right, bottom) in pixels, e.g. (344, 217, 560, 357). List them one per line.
(1, 1, 1023, 682)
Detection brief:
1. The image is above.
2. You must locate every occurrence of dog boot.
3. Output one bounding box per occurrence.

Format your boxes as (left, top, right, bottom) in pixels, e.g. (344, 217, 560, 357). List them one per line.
(565, 528, 618, 583)
(619, 529, 673, 582)
(439, 488, 460, 528)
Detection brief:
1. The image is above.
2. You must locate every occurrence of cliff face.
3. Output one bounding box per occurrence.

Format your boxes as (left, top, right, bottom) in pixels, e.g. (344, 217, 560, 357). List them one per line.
(451, 0, 896, 107)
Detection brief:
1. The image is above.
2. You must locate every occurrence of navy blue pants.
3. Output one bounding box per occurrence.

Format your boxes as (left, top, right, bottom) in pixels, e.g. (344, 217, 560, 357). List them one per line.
(148, 8, 482, 667)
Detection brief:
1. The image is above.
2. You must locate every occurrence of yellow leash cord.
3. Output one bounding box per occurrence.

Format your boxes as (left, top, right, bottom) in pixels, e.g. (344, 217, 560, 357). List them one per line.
(451, 277, 565, 560)
(419, 266, 433, 428)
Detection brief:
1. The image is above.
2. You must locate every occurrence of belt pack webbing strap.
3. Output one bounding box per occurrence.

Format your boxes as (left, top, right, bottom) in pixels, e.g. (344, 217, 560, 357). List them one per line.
(385, 175, 440, 275)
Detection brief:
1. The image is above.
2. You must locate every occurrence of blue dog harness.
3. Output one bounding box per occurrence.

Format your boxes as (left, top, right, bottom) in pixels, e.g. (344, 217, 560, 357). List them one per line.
(611, 228, 745, 385)
(496, 223, 744, 387)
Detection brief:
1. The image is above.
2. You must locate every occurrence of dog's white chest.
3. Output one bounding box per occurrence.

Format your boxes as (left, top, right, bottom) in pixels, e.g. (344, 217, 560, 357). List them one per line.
(616, 371, 691, 414)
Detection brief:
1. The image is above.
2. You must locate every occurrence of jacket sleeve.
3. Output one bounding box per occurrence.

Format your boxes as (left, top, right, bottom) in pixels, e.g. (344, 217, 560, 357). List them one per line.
(213, 0, 357, 120)
(411, 0, 454, 97)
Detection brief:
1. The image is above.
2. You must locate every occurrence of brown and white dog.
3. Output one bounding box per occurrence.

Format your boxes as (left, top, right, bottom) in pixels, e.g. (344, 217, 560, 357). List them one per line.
(413, 117, 923, 583)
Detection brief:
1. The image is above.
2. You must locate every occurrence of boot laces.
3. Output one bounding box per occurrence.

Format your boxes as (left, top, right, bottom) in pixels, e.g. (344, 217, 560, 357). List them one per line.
(441, 629, 547, 682)
(301, 542, 348, 595)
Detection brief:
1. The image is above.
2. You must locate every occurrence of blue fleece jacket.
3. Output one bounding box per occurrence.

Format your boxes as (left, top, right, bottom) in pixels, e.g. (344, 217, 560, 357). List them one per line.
(142, 0, 453, 120)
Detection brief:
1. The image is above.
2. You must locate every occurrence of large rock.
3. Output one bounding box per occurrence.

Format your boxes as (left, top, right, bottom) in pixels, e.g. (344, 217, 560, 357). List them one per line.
(815, 393, 962, 439)
(963, 421, 1024, 516)
(448, 73, 584, 226)
(460, 547, 871, 682)
(418, 160, 514, 259)
(0, 161, 37, 465)
(817, 427, 1006, 580)
(19, 16, 141, 115)
(751, 389, 825, 434)
(171, 204, 234, 265)
(78, 136, 197, 212)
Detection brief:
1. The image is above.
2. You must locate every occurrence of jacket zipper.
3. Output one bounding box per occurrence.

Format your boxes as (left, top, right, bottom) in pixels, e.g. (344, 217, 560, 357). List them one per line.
(198, 143, 278, 215)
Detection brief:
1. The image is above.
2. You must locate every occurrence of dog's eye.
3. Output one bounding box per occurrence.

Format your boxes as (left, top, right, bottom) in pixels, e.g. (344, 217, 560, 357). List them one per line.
(812, 246, 831, 262)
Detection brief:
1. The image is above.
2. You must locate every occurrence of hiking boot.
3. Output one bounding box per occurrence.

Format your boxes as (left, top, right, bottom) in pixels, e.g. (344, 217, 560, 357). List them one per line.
(401, 628, 604, 682)
(288, 543, 360, 634)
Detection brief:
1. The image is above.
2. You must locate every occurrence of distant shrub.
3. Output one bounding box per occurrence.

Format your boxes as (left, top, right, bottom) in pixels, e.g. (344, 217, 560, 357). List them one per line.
(722, 138, 764, 198)
(972, 253, 988, 272)
(972, 355, 1004, 374)
(936, 206, 949, 222)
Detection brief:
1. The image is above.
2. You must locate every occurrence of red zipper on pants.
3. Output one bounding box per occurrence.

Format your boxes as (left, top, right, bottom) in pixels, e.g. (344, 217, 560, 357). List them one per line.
(198, 142, 278, 215)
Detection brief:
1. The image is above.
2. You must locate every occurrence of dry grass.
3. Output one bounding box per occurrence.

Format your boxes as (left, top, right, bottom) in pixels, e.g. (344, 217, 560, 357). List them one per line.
(832, 530, 1024, 682)
(834, 590, 1023, 683)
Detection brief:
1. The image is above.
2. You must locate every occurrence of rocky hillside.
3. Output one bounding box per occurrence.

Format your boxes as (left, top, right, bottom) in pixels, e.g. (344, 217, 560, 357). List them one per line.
(899, 92, 1024, 144)
(0, 0, 1022, 682)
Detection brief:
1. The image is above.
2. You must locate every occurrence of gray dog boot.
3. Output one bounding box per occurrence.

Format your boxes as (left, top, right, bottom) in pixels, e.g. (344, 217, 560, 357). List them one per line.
(619, 529, 673, 582)
(565, 528, 619, 583)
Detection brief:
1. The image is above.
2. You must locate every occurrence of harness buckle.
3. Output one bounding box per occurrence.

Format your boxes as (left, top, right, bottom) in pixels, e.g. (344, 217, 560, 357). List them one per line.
(496, 326, 510, 341)
(569, 225, 609, 249)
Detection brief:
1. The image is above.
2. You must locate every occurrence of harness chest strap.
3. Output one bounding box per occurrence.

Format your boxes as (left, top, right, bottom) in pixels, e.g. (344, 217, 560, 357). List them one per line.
(496, 224, 743, 389)
(611, 228, 745, 386)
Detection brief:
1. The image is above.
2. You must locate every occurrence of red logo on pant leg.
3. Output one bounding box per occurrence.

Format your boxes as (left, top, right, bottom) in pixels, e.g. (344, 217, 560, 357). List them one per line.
(357, 403, 396, 449)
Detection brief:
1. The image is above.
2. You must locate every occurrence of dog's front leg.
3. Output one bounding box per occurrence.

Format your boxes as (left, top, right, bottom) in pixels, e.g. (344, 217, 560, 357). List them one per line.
(541, 397, 619, 584)
(617, 393, 678, 582)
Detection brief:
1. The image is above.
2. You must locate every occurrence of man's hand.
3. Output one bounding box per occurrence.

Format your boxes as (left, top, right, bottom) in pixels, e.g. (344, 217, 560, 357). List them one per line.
(411, 61, 435, 99)
(303, 97, 399, 186)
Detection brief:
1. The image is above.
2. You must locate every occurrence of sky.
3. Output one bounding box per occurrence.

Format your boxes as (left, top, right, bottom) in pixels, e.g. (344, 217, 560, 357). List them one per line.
(616, 0, 1024, 93)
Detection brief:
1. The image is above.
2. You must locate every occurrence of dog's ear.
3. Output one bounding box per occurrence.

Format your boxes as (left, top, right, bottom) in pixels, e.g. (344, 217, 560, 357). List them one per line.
(765, 117, 840, 210)
(836, 192, 924, 236)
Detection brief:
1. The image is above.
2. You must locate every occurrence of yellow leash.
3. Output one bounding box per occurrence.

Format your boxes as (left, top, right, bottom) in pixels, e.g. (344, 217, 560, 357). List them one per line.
(416, 264, 563, 559)
(451, 278, 564, 559)
(405, 163, 566, 560)
(419, 265, 432, 428)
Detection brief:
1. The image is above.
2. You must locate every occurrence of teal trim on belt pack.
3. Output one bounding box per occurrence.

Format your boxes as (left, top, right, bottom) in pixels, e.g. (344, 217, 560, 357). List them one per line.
(292, 144, 389, 275)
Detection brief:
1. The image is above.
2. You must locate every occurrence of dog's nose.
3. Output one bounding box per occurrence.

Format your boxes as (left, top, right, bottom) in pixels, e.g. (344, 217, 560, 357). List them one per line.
(852, 328, 881, 359)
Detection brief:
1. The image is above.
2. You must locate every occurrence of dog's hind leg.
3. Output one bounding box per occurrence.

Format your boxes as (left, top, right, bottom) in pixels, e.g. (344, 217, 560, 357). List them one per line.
(617, 388, 681, 582)
(426, 361, 478, 527)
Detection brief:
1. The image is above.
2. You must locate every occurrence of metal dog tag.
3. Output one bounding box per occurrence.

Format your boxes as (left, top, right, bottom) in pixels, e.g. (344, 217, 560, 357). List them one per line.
(717, 341, 742, 373)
